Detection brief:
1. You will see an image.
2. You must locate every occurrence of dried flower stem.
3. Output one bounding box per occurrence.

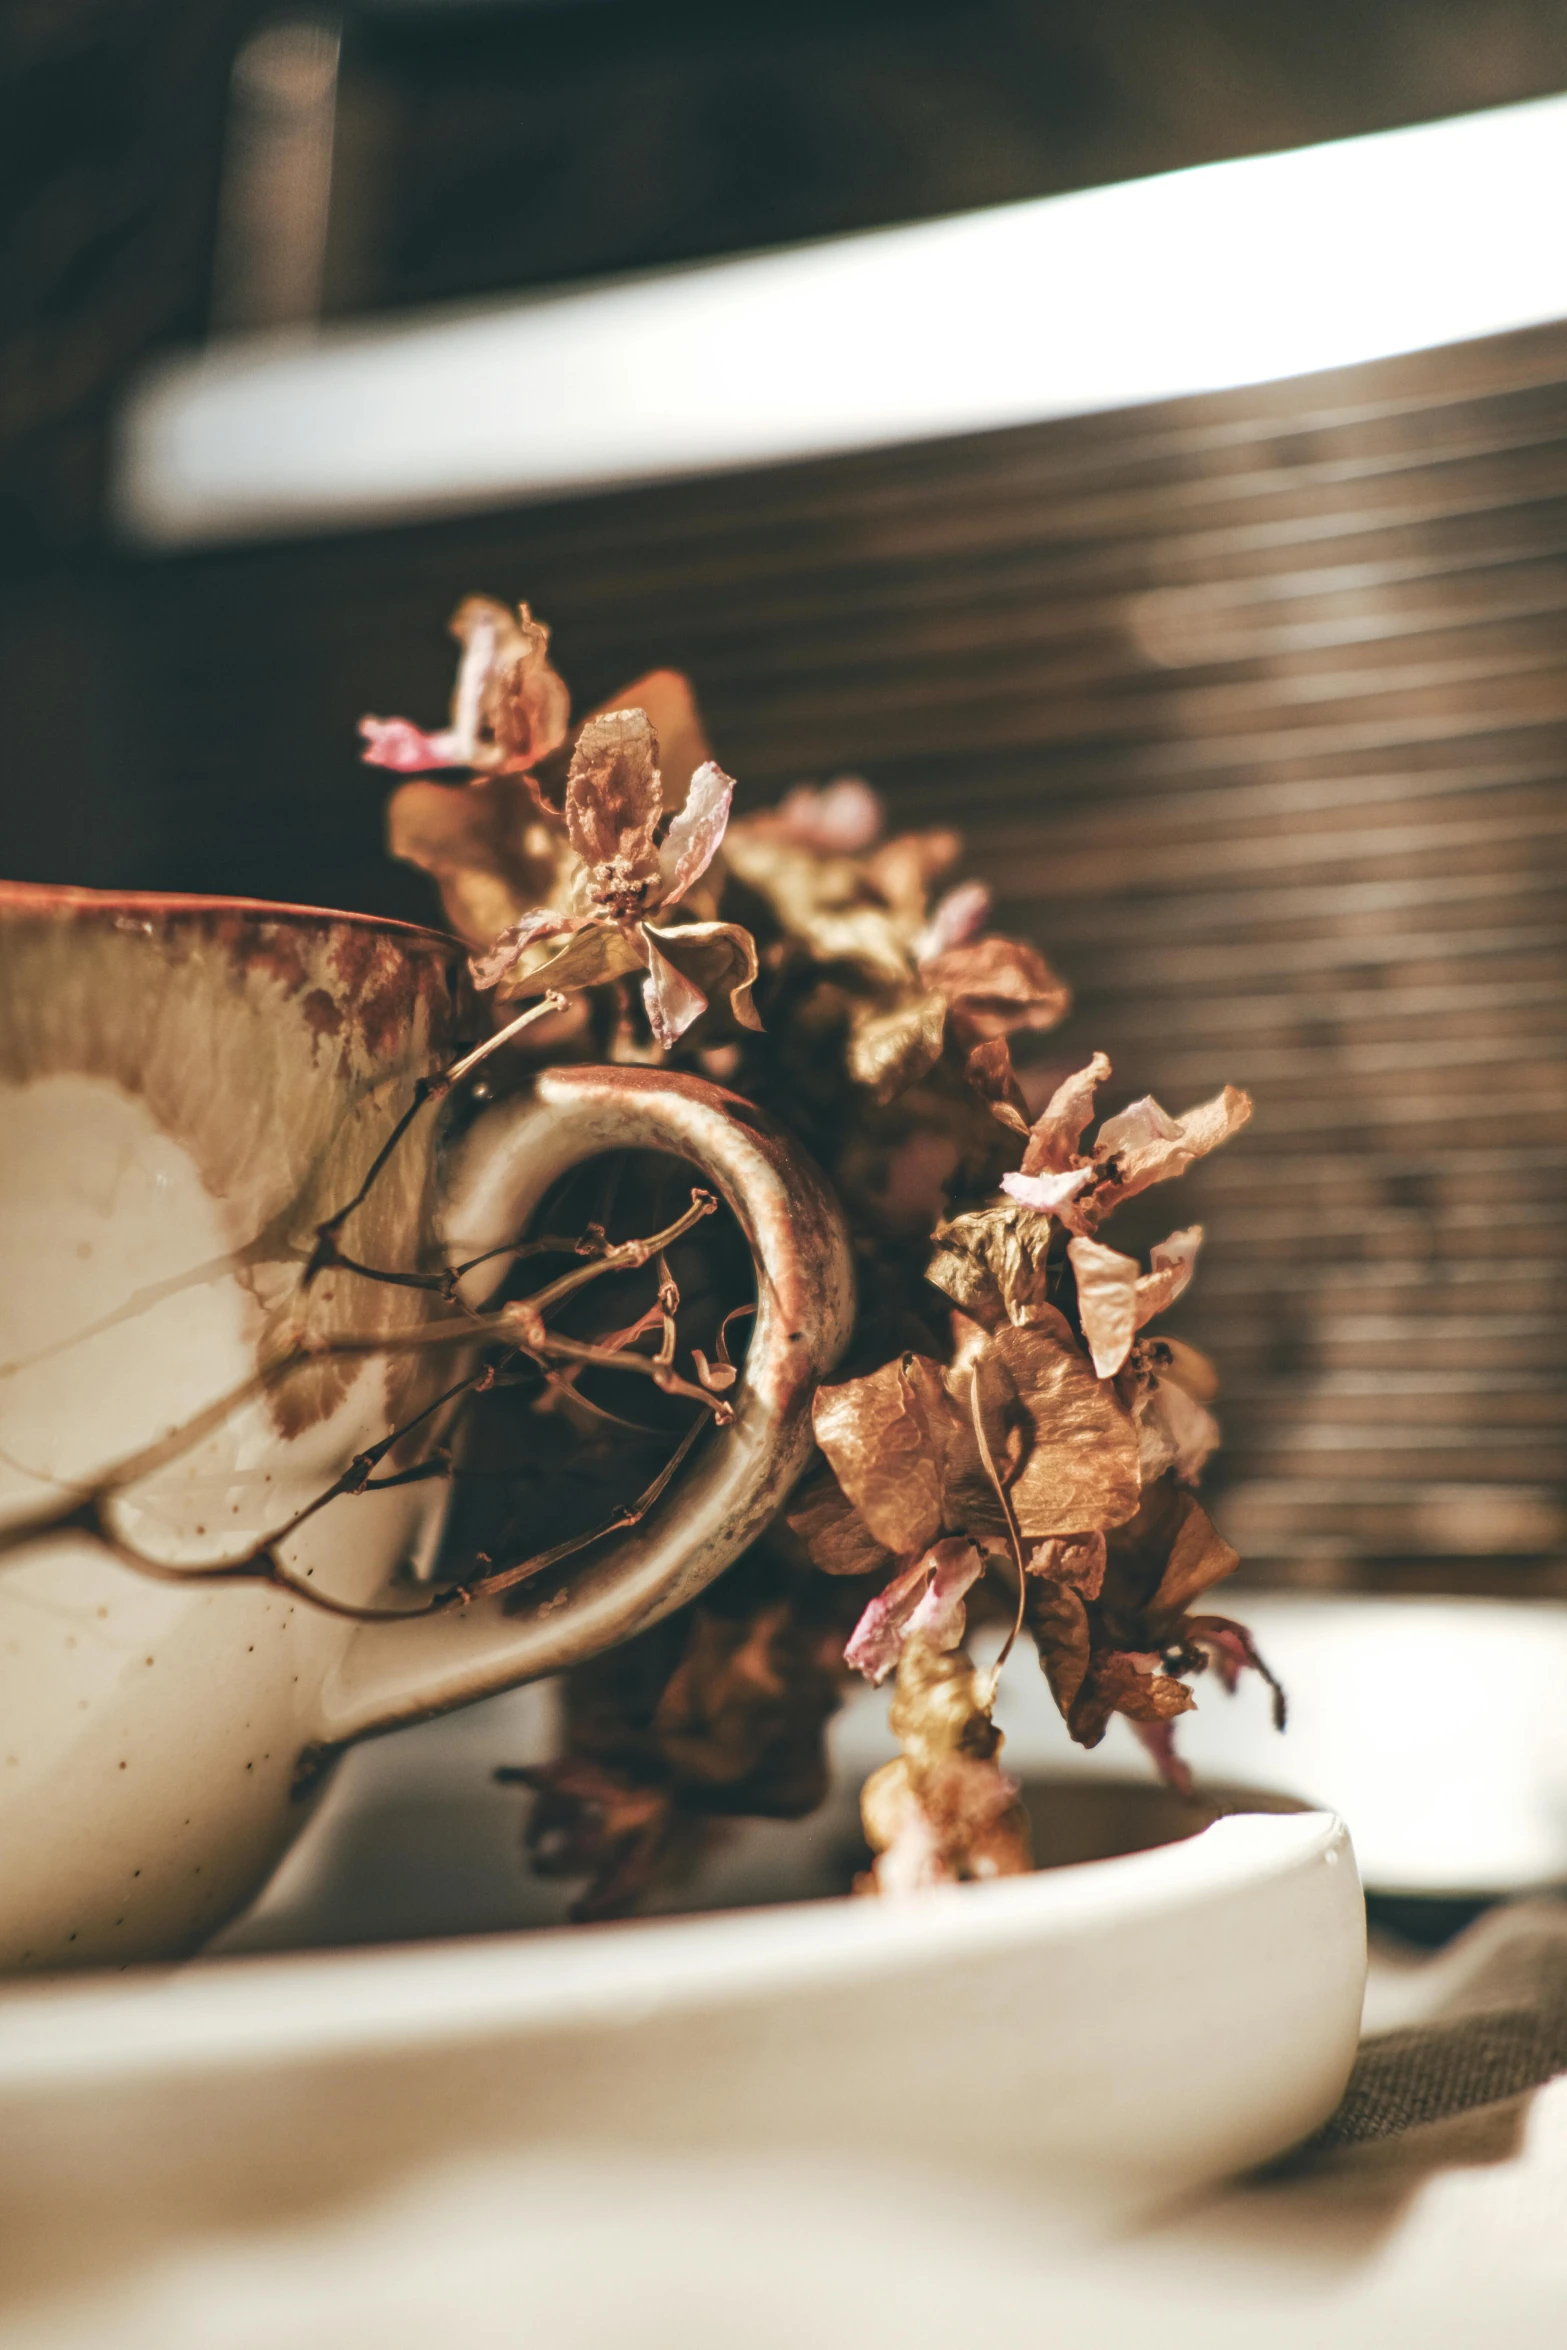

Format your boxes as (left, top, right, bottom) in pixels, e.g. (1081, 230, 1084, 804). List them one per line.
(968, 1363, 1028, 1681)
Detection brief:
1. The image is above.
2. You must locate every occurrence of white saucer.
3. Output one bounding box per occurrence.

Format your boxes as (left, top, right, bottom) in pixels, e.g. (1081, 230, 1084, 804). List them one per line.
(0, 1807, 1363, 2344)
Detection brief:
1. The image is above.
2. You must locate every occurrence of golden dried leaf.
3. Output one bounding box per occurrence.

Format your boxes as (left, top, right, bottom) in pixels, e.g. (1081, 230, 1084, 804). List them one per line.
(786, 1465, 897, 1578)
(812, 1352, 965, 1556)
(846, 990, 949, 1101)
(958, 1318, 1142, 1540)
(861, 1635, 1031, 1891)
(926, 1202, 1056, 1330)
(386, 776, 567, 950)
(1147, 1492, 1240, 1625)
(646, 918, 763, 1037)
(965, 1035, 1031, 1134)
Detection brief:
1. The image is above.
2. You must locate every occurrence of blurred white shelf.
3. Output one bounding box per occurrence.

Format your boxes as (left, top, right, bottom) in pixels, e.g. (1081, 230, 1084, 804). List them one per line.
(115, 91, 1567, 548)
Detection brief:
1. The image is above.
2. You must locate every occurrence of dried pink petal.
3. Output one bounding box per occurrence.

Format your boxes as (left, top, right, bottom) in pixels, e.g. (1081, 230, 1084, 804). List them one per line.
(771, 776, 884, 853)
(1094, 1094, 1182, 1158)
(999, 1163, 1095, 1215)
(1186, 1613, 1287, 1730)
(1094, 1084, 1253, 1212)
(906, 1539, 985, 1653)
(915, 879, 992, 963)
(359, 716, 467, 772)
(1135, 1227, 1204, 1328)
(478, 598, 571, 770)
(1020, 1052, 1112, 1176)
(566, 710, 663, 879)
(659, 760, 736, 906)
(641, 930, 710, 1048)
(844, 1555, 930, 1683)
(1066, 1234, 1141, 1379)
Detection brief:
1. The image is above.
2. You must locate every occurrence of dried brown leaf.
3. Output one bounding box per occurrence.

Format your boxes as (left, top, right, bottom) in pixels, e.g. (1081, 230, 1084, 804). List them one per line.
(811, 1352, 965, 1556)
(1068, 1649, 1196, 1747)
(956, 1318, 1142, 1540)
(926, 934, 1071, 1044)
(964, 1036, 1031, 1135)
(926, 1202, 1056, 1331)
(1025, 1530, 1107, 1596)
(786, 1466, 897, 1578)
(1146, 1493, 1240, 1626)
(386, 775, 566, 950)
(846, 991, 949, 1101)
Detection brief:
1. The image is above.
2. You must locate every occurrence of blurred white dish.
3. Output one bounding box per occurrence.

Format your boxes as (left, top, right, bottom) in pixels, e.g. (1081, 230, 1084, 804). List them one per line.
(0, 1808, 1362, 2336)
(984, 1595, 1567, 1896)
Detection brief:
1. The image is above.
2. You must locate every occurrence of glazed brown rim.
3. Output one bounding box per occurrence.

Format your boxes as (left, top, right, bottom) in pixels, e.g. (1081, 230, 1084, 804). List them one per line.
(0, 878, 458, 955)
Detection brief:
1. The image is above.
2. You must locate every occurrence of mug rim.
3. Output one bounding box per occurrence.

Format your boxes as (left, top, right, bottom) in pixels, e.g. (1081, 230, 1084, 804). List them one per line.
(0, 877, 457, 956)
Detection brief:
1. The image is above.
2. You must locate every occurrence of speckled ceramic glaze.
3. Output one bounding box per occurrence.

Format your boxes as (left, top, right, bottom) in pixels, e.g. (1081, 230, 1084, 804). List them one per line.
(0, 885, 852, 1970)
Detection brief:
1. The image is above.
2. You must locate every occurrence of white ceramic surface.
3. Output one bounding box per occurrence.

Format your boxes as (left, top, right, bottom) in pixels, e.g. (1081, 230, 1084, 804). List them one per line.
(0, 1808, 1365, 2336)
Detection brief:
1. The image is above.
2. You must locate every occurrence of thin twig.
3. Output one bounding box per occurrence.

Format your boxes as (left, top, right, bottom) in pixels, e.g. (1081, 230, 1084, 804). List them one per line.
(442, 992, 569, 1088)
(448, 1412, 710, 1604)
(508, 1191, 715, 1331)
(969, 1364, 1028, 1682)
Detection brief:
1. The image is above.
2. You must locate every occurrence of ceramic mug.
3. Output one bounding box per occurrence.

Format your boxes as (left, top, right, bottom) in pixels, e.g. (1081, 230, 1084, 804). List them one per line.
(0, 883, 853, 1969)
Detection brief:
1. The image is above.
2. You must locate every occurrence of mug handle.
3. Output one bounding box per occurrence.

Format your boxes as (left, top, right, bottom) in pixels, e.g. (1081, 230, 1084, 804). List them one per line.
(317, 1064, 854, 1747)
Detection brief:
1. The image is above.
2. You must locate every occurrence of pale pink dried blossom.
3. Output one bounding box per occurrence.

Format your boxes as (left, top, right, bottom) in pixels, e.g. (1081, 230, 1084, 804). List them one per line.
(844, 1539, 985, 1684)
(360, 597, 569, 776)
(999, 1052, 1250, 1234)
(914, 879, 992, 963)
(1067, 1225, 1205, 1381)
(468, 711, 761, 1049)
(763, 776, 885, 854)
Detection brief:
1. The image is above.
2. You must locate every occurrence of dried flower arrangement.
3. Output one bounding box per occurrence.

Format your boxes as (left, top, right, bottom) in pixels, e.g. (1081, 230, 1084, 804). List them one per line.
(362, 595, 1283, 1912)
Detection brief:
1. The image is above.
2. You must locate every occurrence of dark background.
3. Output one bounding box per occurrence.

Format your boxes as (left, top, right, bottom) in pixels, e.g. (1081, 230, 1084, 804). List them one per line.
(3, 0, 1565, 1590)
